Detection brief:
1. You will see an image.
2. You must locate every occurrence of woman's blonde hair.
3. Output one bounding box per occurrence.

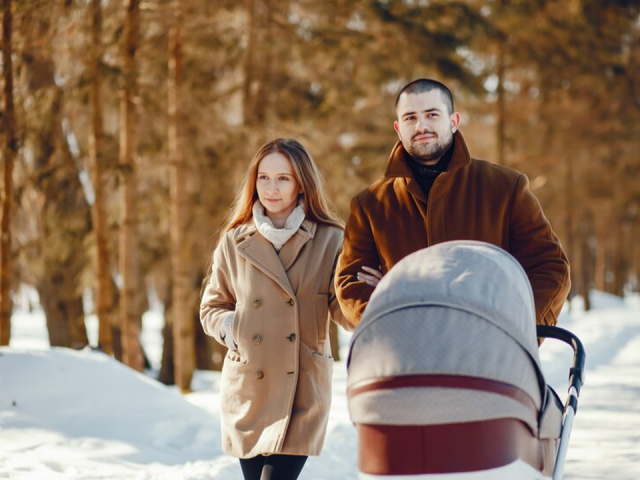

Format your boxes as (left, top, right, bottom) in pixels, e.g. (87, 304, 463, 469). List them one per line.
(220, 138, 344, 235)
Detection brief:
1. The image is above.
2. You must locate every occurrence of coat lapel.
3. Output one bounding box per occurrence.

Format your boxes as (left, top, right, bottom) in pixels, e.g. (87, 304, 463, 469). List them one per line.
(278, 220, 316, 272)
(236, 228, 295, 298)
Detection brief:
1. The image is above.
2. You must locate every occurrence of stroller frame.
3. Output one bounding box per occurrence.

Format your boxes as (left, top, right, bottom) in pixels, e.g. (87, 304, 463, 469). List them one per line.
(537, 325, 586, 480)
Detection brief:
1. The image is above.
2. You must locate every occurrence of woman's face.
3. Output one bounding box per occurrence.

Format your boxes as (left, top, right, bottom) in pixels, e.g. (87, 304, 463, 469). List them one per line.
(256, 153, 302, 223)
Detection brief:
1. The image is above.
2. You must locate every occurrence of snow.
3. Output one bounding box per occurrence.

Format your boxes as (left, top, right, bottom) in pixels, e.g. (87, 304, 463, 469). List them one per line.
(2, 292, 640, 479)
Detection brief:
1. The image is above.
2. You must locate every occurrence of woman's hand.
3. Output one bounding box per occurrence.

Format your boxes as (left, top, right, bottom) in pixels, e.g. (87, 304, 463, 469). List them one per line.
(221, 312, 238, 351)
(357, 266, 383, 288)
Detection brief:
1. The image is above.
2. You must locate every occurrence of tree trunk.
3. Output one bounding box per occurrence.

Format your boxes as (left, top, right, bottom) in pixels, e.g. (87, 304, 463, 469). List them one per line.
(169, 0, 195, 391)
(254, 0, 273, 125)
(578, 213, 594, 311)
(243, 0, 257, 125)
(0, 0, 16, 346)
(20, 17, 90, 349)
(39, 272, 87, 348)
(119, 0, 144, 371)
(88, 0, 114, 354)
(496, 34, 506, 166)
(168, 0, 195, 392)
(593, 202, 611, 293)
(564, 148, 575, 299)
(159, 321, 176, 385)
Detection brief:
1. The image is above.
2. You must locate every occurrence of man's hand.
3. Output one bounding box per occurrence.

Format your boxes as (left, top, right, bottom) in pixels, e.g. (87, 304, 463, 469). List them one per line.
(357, 266, 383, 288)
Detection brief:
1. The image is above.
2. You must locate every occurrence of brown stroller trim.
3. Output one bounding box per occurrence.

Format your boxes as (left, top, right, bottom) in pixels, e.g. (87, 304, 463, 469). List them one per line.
(357, 419, 552, 475)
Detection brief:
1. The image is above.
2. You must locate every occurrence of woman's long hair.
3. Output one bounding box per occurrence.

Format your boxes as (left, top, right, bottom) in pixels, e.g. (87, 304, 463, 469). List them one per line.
(220, 138, 343, 236)
(202, 138, 343, 292)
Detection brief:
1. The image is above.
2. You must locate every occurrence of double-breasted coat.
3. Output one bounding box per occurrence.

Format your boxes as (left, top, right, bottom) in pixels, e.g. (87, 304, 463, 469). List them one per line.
(200, 219, 351, 459)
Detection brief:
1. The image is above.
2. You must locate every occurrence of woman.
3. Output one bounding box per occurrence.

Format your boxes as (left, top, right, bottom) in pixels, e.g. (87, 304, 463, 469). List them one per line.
(200, 138, 354, 480)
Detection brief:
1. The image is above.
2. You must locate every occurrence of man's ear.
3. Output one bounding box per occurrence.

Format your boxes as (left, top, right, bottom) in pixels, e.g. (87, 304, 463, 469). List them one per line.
(450, 112, 461, 133)
(393, 121, 401, 139)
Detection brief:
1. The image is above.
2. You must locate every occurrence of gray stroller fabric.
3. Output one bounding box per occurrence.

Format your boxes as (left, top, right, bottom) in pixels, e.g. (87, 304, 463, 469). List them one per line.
(347, 241, 560, 437)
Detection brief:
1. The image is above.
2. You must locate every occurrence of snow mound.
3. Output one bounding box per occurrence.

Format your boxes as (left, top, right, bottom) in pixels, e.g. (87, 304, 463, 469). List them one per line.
(0, 348, 219, 478)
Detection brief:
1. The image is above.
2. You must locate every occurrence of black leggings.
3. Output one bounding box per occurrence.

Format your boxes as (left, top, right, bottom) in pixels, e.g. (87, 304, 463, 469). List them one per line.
(239, 454, 308, 480)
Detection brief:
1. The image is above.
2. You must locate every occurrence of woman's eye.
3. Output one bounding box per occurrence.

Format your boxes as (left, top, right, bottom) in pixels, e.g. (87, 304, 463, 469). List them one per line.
(258, 175, 268, 180)
(279, 176, 290, 181)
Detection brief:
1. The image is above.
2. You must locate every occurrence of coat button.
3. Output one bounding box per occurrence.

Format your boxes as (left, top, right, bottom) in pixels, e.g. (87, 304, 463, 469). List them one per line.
(253, 299, 262, 308)
(288, 333, 296, 342)
(255, 371, 264, 380)
(287, 298, 295, 306)
(253, 335, 262, 345)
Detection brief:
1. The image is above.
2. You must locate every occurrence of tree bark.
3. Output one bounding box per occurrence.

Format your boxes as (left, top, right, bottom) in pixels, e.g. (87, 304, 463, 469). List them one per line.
(564, 148, 574, 298)
(0, 0, 16, 346)
(119, 0, 144, 371)
(159, 321, 176, 385)
(243, 0, 257, 125)
(254, 0, 273, 125)
(168, 0, 195, 391)
(39, 271, 87, 348)
(496, 2, 506, 167)
(578, 212, 594, 311)
(88, 0, 114, 354)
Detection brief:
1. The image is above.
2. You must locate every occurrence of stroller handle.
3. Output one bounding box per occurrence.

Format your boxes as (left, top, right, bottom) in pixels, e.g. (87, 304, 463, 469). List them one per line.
(537, 325, 586, 480)
(537, 325, 586, 397)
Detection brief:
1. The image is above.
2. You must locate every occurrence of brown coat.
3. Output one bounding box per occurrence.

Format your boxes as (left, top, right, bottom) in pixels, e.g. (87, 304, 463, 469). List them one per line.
(200, 219, 351, 458)
(336, 132, 570, 327)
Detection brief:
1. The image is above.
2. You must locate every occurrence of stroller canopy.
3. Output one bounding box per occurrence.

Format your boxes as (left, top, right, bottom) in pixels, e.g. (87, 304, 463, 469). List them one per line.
(347, 241, 547, 433)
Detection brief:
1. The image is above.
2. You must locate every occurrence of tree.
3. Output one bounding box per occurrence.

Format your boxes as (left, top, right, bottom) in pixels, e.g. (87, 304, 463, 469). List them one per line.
(17, 4, 90, 348)
(168, 0, 195, 391)
(119, 0, 144, 371)
(0, 0, 16, 346)
(88, 0, 114, 354)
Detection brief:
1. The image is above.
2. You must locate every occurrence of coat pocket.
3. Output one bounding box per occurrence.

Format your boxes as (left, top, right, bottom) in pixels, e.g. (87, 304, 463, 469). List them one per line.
(316, 294, 330, 342)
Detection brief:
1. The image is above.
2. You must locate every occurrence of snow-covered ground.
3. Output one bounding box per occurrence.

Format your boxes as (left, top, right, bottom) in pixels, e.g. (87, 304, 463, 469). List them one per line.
(1, 291, 640, 479)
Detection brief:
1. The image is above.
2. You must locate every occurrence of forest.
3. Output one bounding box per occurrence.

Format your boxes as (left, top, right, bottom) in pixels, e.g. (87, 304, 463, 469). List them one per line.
(1, 0, 639, 391)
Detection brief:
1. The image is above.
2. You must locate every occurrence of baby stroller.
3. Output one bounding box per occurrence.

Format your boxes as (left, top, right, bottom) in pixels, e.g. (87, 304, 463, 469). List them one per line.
(347, 241, 585, 479)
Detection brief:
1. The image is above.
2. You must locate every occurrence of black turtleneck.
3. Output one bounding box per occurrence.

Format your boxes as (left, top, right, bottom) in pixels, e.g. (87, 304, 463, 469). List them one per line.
(406, 143, 454, 200)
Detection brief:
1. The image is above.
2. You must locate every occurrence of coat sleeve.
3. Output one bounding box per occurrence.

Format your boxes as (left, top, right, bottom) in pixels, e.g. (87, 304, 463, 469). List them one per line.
(335, 194, 380, 327)
(200, 234, 237, 345)
(509, 173, 571, 326)
(329, 233, 355, 332)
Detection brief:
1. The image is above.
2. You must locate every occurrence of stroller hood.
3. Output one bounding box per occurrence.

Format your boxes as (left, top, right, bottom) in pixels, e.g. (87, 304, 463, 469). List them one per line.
(347, 241, 548, 431)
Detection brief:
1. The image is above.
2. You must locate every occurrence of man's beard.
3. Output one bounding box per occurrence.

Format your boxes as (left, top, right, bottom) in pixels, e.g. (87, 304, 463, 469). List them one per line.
(406, 131, 453, 164)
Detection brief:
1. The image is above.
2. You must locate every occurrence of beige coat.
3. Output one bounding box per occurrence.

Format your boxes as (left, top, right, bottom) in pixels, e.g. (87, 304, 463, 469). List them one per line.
(200, 219, 351, 458)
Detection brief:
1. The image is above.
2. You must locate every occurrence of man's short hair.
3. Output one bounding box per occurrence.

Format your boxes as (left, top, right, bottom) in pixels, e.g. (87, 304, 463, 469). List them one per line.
(395, 78, 454, 115)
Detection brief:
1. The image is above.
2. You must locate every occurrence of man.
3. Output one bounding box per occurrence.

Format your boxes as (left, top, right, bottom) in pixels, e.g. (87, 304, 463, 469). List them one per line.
(335, 78, 570, 327)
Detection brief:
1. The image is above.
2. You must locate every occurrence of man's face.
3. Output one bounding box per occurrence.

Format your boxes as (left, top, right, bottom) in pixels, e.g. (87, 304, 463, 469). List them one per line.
(394, 90, 460, 165)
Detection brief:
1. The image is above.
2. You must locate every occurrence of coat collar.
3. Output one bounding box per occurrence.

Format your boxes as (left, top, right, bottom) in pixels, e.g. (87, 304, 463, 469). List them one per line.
(382, 131, 471, 204)
(278, 219, 316, 271)
(234, 219, 317, 297)
(384, 131, 472, 178)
